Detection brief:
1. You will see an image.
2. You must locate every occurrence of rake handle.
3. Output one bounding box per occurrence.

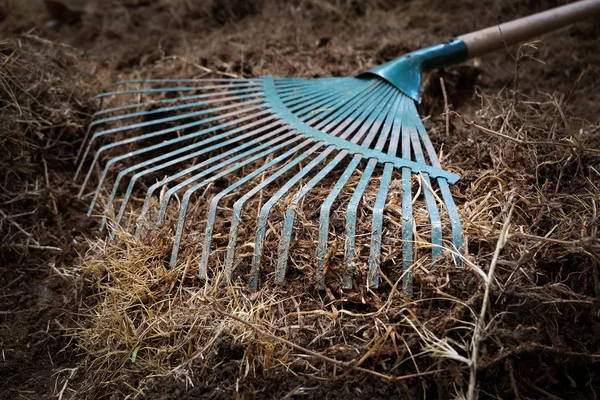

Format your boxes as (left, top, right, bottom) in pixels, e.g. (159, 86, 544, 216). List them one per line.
(458, 0, 600, 59)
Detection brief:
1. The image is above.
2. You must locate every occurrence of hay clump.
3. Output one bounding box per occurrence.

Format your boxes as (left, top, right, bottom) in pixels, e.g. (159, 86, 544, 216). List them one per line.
(71, 68, 600, 398)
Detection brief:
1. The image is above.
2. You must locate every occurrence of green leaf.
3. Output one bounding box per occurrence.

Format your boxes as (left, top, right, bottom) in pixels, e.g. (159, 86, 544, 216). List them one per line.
(130, 346, 141, 363)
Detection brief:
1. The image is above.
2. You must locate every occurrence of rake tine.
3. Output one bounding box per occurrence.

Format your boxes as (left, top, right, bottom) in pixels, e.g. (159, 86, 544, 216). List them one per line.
(133, 85, 356, 236)
(248, 83, 387, 289)
(105, 78, 261, 88)
(100, 118, 283, 231)
(274, 150, 349, 284)
(274, 85, 398, 284)
(92, 86, 264, 119)
(76, 97, 266, 180)
(222, 83, 382, 281)
(154, 85, 359, 224)
(95, 82, 262, 99)
(400, 111, 415, 295)
(248, 142, 332, 289)
(167, 132, 306, 268)
(82, 107, 271, 206)
(315, 89, 399, 289)
(199, 137, 314, 279)
(408, 118, 443, 263)
(76, 87, 266, 164)
(342, 94, 401, 289)
(75, 100, 268, 184)
(367, 96, 406, 288)
(89, 91, 263, 130)
(221, 138, 317, 280)
(413, 114, 463, 261)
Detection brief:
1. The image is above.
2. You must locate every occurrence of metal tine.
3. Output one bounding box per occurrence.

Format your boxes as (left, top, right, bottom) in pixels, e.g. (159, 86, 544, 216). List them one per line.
(96, 82, 262, 99)
(105, 78, 261, 88)
(219, 82, 381, 282)
(198, 137, 314, 279)
(275, 78, 353, 94)
(203, 83, 379, 279)
(149, 83, 359, 222)
(164, 82, 377, 270)
(342, 93, 402, 289)
(99, 117, 283, 231)
(76, 96, 266, 180)
(247, 82, 387, 289)
(314, 89, 399, 289)
(412, 108, 463, 261)
(80, 78, 320, 164)
(274, 86, 398, 285)
(92, 87, 264, 119)
(400, 107, 415, 295)
(77, 87, 266, 163)
(366, 95, 407, 288)
(132, 123, 293, 237)
(92, 84, 343, 223)
(407, 115, 443, 264)
(166, 131, 307, 267)
(126, 80, 350, 222)
(78, 106, 272, 199)
(90, 90, 264, 129)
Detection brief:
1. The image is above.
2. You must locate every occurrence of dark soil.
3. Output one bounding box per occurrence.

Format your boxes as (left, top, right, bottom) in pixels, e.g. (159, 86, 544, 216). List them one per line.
(1, 0, 599, 399)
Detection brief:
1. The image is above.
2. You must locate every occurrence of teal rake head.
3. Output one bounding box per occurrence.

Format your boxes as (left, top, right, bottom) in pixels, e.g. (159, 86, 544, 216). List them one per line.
(75, 1, 599, 293)
(75, 74, 463, 294)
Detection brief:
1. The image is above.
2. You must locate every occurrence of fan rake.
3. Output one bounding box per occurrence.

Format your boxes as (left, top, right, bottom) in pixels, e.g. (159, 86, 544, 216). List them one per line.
(75, 0, 600, 293)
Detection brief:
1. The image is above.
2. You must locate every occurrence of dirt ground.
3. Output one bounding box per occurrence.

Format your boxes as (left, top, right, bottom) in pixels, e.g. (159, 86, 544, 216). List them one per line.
(1, 0, 599, 399)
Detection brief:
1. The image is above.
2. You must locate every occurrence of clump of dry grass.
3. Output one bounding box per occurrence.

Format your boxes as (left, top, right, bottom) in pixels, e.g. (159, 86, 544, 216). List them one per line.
(71, 59, 600, 398)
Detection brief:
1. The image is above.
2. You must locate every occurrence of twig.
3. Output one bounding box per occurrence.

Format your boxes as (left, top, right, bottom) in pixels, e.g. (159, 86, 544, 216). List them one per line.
(440, 77, 450, 137)
(468, 201, 515, 400)
(461, 118, 600, 155)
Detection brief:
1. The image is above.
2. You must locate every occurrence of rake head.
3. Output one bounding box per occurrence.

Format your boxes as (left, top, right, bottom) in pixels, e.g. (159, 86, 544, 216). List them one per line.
(76, 74, 463, 294)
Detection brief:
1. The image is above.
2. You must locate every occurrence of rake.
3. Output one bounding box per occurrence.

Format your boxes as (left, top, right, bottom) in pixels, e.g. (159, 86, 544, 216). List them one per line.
(76, 0, 600, 293)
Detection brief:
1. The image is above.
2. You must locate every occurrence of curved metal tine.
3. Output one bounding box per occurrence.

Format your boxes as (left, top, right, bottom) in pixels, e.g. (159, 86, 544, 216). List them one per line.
(133, 86, 353, 236)
(407, 114, 443, 264)
(315, 88, 398, 289)
(151, 86, 355, 222)
(248, 83, 385, 289)
(77, 87, 265, 164)
(274, 86, 397, 285)
(221, 138, 317, 281)
(367, 96, 406, 288)
(75, 97, 265, 180)
(167, 132, 305, 268)
(77, 105, 270, 196)
(198, 138, 314, 279)
(105, 78, 260, 88)
(342, 93, 402, 289)
(93, 87, 264, 119)
(90, 91, 264, 130)
(413, 110, 463, 262)
(95, 82, 262, 99)
(136, 125, 292, 233)
(400, 108, 415, 296)
(275, 78, 355, 96)
(206, 83, 373, 279)
(99, 117, 282, 231)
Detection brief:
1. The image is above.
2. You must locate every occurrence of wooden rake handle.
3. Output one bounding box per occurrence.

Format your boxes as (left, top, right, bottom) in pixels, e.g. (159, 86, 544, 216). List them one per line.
(458, 0, 600, 59)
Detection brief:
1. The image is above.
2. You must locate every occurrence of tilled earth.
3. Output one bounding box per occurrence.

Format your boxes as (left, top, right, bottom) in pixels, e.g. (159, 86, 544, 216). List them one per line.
(1, 0, 599, 399)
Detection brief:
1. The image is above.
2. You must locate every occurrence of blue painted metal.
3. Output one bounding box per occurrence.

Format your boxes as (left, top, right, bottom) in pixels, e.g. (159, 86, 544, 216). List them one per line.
(262, 77, 460, 185)
(79, 37, 468, 294)
(359, 38, 468, 102)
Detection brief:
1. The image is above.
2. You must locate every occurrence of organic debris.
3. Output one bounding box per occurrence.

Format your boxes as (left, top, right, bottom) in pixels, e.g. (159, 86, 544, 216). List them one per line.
(1, 1, 599, 399)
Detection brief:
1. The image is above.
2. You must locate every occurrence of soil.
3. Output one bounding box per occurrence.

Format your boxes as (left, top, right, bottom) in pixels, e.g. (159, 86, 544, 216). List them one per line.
(1, 0, 599, 399)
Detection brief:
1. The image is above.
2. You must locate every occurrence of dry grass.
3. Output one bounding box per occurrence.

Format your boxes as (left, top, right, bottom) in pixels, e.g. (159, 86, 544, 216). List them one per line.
(1, 1, 599, 399)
